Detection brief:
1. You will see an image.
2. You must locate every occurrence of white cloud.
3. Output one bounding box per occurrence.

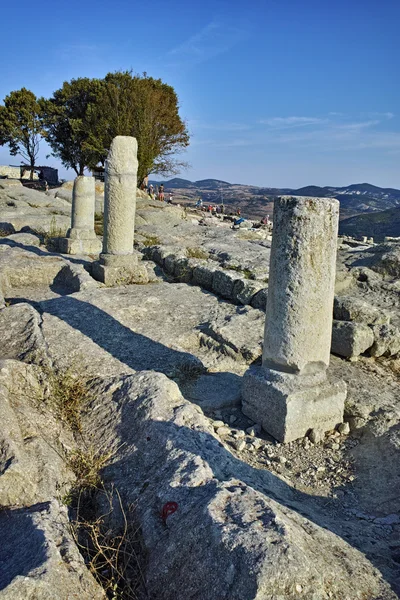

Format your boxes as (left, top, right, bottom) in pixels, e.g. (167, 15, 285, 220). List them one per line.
(364, 111, 394, 120)
(259, 116, 327, 129)
(338, 120, 380, 130)
(189, 119, 251, 132)
(164, 21, 246, 69)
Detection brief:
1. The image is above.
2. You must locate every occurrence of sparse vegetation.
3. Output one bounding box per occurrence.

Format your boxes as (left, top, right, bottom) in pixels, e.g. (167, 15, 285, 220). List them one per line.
(32, 216, 67, 249)
(225, 264, 254, 279)
(141, 233, 161, 247)
(168, 360, 207, 384)
(40, 364, 92, 432)
(67, 446, 114, 489)
(53, 378, 149, 598)
(94, 212, 104, 236)
(186, 247, 209, 259)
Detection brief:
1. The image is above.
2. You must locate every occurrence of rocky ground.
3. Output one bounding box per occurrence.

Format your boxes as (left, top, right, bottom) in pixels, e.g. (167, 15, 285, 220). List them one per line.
(0, 179, 399, 599)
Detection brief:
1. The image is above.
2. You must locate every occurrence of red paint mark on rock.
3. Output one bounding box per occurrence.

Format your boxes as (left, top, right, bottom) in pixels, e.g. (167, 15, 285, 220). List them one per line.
(161, 502, 179, 524)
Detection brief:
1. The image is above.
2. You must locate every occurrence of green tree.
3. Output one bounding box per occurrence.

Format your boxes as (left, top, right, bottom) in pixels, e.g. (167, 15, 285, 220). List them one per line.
(0, 88, 45, 179)
(41, 77, 102, 176)
(84, 71, 190, 185)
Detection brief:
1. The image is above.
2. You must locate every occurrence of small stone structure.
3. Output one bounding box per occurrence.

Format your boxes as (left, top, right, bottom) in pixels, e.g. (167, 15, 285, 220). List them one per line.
(0, 166, 21, 179)
(242, 196, 347, 442)
(58, 176, 102, 255)
(92, 136, 148, 285)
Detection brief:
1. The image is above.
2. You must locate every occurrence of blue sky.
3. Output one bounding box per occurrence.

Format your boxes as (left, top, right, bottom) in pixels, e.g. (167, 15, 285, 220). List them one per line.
(0, 0, 399, 188)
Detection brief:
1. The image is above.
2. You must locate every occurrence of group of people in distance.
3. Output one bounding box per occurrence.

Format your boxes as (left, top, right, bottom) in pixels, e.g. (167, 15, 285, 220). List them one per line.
(195, 198, 242, 217)
(194, 196, 272, 231)
(147, 183, 173, 203)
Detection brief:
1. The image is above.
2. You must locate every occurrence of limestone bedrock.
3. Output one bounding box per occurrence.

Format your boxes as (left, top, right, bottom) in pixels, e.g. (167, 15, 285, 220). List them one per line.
(242, 196, 346, 442)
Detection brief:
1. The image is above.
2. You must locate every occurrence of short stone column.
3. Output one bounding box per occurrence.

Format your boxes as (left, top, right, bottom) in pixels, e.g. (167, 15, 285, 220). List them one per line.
(242, 196, 346, 442)
(92, 136, 148, 285)
(59, 176, 102, 255)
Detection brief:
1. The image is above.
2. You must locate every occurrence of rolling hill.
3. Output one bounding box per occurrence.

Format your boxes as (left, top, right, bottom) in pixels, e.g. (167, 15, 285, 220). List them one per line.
(339, 206, 400, 241)
(149, 178, 400, 238)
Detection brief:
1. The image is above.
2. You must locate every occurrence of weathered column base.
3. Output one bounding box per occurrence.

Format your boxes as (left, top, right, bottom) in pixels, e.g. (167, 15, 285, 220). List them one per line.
(91, 252, 148, 286)
(242, 366, 346, 443)
(58, 228, 102, 255)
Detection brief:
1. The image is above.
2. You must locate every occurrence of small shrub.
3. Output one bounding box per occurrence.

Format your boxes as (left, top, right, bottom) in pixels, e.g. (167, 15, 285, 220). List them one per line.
(168, 361, 207, 384)
(94, 213, 104, 236)
(142, 234, 161, 247)
(186, 247, 209, 259)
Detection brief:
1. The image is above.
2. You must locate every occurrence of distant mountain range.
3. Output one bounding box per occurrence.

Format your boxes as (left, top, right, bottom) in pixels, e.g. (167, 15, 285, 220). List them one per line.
(149, 178, 400, 240)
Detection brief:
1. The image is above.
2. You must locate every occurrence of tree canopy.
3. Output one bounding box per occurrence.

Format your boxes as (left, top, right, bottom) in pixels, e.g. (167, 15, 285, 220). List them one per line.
(41, 71, 189, 183)
(1, 72, 189, 183)
(84, 71, 190, 184)
(0, 88, 45, 178)
(40, 77, 102, 176)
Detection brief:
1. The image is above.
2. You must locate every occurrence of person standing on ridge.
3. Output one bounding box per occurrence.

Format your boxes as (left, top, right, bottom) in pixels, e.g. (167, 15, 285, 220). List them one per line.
(159, 183, 165, 201)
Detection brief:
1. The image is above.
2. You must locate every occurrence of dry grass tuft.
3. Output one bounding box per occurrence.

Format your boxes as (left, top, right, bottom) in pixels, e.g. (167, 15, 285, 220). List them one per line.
(67, 446, 114, 489)
(70, 485, 148, 599)
(45, 367, 92, 432)
(32, 216, 67, 248)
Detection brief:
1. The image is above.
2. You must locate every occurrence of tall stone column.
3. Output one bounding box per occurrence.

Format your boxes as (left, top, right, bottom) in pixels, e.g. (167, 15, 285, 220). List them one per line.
(59, 176, 102, 255)
(242, 196, 346, 442)
(92, 136, 148, 285)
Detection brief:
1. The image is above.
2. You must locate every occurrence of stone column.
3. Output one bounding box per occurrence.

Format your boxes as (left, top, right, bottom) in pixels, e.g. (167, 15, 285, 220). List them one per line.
(92, 136, 148, 285)
(242, 196, 346, 442)
(59, 176, 102, 255)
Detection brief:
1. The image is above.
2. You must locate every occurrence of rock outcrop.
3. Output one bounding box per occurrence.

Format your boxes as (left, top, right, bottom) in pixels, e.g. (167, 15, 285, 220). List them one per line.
(0, 183, 399, 598)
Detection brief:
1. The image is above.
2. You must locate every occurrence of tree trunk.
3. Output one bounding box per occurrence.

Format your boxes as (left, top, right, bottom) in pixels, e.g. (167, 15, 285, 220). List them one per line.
(30, 157, 35, 181)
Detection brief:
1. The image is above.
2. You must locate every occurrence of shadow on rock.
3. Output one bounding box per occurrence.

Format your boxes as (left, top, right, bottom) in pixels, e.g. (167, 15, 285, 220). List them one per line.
(85, 372, 399, 599)
(0, 237, 90, 267)
(39, 295, 206, 380)
(0, 502, 48, 589)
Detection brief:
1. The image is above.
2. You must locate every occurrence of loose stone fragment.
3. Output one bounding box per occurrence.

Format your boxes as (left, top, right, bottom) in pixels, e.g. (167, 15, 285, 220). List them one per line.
(338, 422, 350, 435)
(216, 426, 231, 436)
(308, 429, 323, 444)
(331, 321, 374, 358)
(234, 439, 246, 452)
